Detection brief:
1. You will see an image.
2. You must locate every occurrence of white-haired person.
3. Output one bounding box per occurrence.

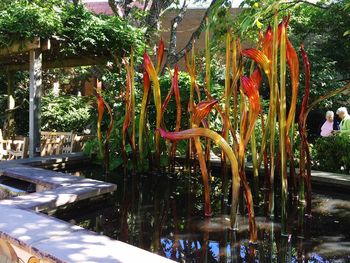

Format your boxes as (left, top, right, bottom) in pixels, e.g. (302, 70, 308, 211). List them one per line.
(320, 111, 337, 137)
(333, 107, 350, 136)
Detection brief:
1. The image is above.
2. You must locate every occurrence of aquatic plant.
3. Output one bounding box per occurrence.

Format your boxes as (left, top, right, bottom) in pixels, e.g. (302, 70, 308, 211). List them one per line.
(158, 128, 241, 232)
(122, 53, 135, 175)
(143, 41, 164, 168)
(96, 92, 114, 173)
(298, 44, 311, 214)
(241, 12, 305, 236)
(138, 68, 151, 168)
(92, 8, 350, 245)
(192, 99, 217, 216)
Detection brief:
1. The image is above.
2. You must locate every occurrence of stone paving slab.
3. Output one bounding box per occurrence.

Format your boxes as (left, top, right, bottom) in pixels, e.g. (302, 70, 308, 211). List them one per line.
(0, 205, 83, 247)
(32, 230, 174, 263)
(2, 166, 84, 188)
(0, 204, 174, 263)
(0, 178, 116, 211)
(0, 158, 117, 211)
(0, 165, 79, 188)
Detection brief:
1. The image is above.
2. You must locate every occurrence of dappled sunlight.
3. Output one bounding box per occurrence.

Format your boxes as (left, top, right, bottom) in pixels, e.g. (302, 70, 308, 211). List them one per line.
(312, 193, 350, 218)
(31, 232, 174, 262)
(55, 194, 78, 206)
(0, 202, 171, 263)
(312, 241, 350, 258)
(0, 205, 82, 245)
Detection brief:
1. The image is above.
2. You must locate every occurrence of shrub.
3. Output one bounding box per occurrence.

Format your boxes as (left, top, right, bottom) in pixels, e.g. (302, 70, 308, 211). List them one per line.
(41, 94, 93, 133)
(312, 135, 350, 174)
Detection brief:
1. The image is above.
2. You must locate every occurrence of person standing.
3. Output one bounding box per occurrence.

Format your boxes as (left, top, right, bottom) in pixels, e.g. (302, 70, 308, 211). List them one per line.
(334, 107, 350, 136)
(320, 111, 336, 137)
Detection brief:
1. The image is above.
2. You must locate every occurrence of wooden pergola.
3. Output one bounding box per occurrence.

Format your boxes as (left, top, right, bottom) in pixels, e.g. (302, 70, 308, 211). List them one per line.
(0, 38, 110, 157)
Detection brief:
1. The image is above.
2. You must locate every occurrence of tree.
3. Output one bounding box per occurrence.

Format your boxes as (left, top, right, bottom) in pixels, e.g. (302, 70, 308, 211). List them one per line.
(107, 0, 230, 66)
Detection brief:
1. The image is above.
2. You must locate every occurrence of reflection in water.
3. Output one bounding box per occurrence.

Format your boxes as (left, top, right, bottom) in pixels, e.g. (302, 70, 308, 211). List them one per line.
(56, 167, 350, 262)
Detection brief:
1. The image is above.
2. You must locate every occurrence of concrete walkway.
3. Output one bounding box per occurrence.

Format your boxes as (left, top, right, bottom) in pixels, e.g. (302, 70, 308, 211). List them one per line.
(176, 156, 350, 190)
(309, 169, 350, 189)
(0, 204, 174, 263)
(0, 163, 116, 211)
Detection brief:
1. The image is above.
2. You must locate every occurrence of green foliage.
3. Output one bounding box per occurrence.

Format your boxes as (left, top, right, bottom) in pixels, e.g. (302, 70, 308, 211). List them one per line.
(0, 69, 97, 135)
(59, 4, 143, 56)
(1, 88, 93, 135)
(0, 0, 144, 56)
(0, 72, 30, 135)
(0, 1, 61, 46)
(83, 137, 125, 170)
(289, 0, 349, 111)
(313, 135, 350, 174)
(41, 94, 93, 132)
(83, 139, 99, 158)
(235, 0, 349, 108)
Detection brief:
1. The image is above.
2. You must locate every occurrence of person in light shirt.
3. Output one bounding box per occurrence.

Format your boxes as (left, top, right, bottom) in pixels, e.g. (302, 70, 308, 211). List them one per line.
(333, 107, 350, 136)
(320, 111, 336, 137)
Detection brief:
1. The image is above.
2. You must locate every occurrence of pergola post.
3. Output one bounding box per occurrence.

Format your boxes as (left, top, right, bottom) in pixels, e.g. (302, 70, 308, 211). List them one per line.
(29, 49, 42, 158)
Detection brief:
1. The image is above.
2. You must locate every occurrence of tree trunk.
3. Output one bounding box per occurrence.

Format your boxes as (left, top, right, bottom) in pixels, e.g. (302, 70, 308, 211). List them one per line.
(165, 0, 188, 68)
(144, 0, 173, 39)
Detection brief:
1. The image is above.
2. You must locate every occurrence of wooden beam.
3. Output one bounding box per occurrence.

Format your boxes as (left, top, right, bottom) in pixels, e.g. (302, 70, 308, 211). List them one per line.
(0, 38, 41, 57)
(3, 56, 109, 71)
(29, 49, 42, 158)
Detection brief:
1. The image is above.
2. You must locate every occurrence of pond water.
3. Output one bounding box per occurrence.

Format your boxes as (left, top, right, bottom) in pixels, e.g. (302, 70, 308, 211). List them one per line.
(54, 166, 350, 262)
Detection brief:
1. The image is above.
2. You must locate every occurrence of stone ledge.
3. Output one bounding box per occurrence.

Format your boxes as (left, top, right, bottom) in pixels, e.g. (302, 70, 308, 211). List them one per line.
(0, 179, 116, 211)
(2, 166, 78, 188)
(0, 204, 174, 263)
(0, 161, 117, 211)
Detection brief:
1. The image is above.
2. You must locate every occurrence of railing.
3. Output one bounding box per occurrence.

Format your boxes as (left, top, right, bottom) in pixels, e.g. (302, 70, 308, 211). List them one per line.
(0, 129, 94, 160)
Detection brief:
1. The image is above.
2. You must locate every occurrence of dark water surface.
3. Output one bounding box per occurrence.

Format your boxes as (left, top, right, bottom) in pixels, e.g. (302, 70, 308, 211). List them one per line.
(54, 166, 350, 263)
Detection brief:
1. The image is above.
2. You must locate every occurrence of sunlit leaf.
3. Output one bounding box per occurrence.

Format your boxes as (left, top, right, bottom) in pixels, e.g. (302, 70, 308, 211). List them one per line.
(192, 100, 217, 126)
(242, 48, 270, 77)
